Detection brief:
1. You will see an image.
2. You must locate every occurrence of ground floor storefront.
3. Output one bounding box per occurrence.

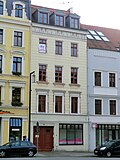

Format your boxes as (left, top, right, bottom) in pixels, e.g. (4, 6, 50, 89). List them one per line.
(0, 116, 28, 145)
(88, 117, 120, 151)
(31, 114, 88, 151)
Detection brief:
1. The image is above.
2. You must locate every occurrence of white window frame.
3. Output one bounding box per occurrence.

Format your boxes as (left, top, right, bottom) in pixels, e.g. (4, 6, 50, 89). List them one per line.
(0, 80, 6, 105)
(94, 98, 103, 115)
(0, 28, 5, 45)
(54, 65, 63, 83)
(9, 81, 25, 106)
(108, 99, 117, 115)
(12, 30, 24, 47)
(70, 93, 80, 114)
(11, 56, 24, 76)
(0, 0, 7, 16)
(108, 72, 117, 87)
(93, 71, 103, 87)
(37, 91, 48, 113)
(54, 92, 64, 114)
(11, 1, 27, 19)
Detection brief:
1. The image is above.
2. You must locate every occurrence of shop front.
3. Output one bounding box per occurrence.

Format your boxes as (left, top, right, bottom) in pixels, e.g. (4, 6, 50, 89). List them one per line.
(96, 124, 120, 146)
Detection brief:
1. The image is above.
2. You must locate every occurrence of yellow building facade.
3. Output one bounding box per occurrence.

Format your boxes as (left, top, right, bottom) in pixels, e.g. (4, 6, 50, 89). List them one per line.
(0, 0, 31, 144)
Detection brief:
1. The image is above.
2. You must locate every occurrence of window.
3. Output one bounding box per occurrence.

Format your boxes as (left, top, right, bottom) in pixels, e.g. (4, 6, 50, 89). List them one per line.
(13, 57, 22, 75)
(15, 4, 23, 18)
(0, 87, 1, 104)
(55, 66, 62, 83)
(56, 15, 64, 26)
(71, 67, 78, 84)
(38, 95, 46, 112)
(109, 73, 116, 87)
(95, 99, 102, 114)
(12, 87, 22, 106)
(39, 64, 46, 81)
(9, 118, 22, 141)
(59, 124, 83, 145)
(71, 43, 77, 57)
(95, 72, 101, 86)
(14, 31, 23, 47)
(110, 100, 116, 115)
(55, 96, 62, 113)
(71, 18, 79, 29)
(39, 39, 47, 53)
(0, 1, 3, 15)
(87, 30, 109, 41)
(0, 55, 2, 73)
(40, 12, 48, 24)
(0, 29, 3, 44)
(55, 41, 62, 55)
(71, 97, 78, 113)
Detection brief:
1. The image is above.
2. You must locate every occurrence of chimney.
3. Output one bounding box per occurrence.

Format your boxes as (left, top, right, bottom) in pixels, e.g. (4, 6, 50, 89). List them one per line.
(67, 7, 73, 13)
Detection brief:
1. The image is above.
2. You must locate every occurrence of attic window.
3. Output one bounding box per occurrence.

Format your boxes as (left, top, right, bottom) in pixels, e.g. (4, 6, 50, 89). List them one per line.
(87, 30, 109, 41)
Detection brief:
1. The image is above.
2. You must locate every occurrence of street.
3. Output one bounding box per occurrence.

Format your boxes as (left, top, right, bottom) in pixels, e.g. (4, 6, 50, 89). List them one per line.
(1, 156, 120, 160)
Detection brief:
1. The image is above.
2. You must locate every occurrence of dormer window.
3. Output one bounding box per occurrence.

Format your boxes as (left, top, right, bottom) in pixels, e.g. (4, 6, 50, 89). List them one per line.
(11, 2, 27, 19)
(40, 12, 48, 24)
(71, 18, 79, 29)
(56, 15, 64, 26)
(15, 4, 23, 18)
(0, 1, 3, 15)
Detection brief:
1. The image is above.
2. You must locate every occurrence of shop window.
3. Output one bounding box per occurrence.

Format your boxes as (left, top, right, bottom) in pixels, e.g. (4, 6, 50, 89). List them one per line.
(59, 124, 83, 145)
(9, 118, 22, 142)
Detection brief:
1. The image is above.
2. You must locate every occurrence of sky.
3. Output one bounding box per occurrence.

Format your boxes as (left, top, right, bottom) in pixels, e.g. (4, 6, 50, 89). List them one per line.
(31, 0, 120, 30)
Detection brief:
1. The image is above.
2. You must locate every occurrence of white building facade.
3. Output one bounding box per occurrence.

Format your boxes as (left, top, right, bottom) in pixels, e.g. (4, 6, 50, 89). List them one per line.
(30, 6, 88, 151)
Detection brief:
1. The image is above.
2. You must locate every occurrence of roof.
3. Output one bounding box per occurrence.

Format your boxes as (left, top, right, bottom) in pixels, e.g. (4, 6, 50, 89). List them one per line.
(31, 5, 75, 15)
(81, 24, 120, 51)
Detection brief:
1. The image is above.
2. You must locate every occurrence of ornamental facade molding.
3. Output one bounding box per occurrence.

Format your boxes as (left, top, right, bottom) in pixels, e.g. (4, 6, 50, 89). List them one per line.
(32, 27, 87, 41)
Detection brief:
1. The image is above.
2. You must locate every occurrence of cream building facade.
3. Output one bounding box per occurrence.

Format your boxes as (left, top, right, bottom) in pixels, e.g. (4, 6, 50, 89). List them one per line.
(31, 6, 88, 151)
(0, 0, 31, 144)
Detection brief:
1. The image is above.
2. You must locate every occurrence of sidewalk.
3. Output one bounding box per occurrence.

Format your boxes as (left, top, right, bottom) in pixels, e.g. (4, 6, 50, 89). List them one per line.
(36, 151, 94, 157)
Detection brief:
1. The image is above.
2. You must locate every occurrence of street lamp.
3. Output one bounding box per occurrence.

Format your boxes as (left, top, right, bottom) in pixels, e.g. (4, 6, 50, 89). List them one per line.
(28, 71, 35, 141)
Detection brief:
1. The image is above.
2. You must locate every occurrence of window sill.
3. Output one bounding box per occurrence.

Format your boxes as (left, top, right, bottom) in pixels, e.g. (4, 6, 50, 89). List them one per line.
(69, 84, 80, 87)
(53, 82, 65, 86)
(36, 81, 49, 84)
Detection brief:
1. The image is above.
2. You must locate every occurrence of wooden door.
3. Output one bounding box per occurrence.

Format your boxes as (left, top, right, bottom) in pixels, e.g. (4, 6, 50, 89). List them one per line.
(33, 126, 53, 151)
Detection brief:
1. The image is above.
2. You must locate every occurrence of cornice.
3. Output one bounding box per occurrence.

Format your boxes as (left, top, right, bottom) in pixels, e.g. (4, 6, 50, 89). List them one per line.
(0, 16, 31, 27)
(32, 24, 87, 41)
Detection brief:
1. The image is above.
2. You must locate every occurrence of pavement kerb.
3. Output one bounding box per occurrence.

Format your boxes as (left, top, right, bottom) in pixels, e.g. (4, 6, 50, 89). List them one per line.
(36, 151, 94, 157)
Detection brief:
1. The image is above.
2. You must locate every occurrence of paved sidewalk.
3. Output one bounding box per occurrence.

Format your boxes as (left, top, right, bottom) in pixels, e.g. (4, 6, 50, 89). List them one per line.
(36, 151, 94, 157)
